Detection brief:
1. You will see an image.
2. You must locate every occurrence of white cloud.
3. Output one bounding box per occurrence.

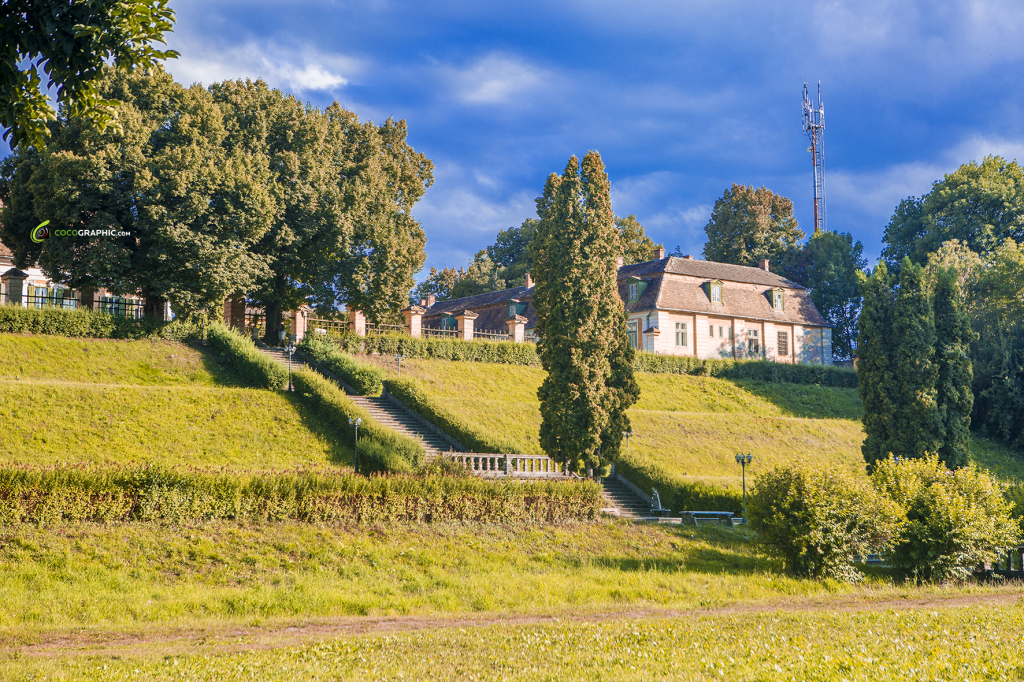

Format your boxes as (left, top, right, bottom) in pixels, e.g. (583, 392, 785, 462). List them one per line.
(446, 53, 551, 106)
(165, 39, 359, 94)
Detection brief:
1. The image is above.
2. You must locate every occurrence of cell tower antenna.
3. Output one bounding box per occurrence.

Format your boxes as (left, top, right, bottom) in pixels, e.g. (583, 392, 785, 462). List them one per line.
(802, 81, 826, 234)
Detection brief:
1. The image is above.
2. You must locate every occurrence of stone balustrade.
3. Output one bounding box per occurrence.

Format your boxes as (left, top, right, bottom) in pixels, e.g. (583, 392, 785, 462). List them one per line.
(446, 453, 569, 479)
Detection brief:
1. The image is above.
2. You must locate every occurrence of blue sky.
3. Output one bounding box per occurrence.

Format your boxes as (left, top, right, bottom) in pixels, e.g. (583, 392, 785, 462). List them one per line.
(25, 1, 1024, 273)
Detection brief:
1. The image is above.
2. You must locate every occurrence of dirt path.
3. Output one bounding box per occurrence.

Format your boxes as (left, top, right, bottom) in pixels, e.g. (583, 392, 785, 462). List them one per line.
(5, 589, 1021, 661)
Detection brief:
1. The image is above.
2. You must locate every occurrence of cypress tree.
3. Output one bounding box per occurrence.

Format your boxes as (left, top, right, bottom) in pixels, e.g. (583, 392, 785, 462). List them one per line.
(933, 266, 975, 468)
(857, 262, 897, 468)
(889, 258, 944, 460)
(531, 152, 640, 474)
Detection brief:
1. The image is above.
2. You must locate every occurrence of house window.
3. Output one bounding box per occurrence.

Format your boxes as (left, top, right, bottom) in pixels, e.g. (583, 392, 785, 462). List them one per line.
(728, 326, 734, 340)
(627, 320, 639, 349)
(675, 322, 687, 347)
(718, 325, 723, 338)
(773, 291, 784, 310)
(709, 325, 714, 338)
(711, 284, 722, 303)
(509, 304, 515, 318)
(628, 283, 638, 301)
(778, 331, 789, 356)
(747, 329, 760, 355)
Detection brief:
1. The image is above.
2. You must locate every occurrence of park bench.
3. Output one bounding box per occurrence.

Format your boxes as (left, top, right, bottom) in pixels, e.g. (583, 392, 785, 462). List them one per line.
(680, 511, 736, 527)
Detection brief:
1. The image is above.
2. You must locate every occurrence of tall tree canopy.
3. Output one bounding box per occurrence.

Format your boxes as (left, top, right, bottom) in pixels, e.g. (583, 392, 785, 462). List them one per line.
(703, 184, 804, 269)
(0, 66, 273, 316)
(805, 231, 866, 361)
(211, 79, 432, 342)
(933, 266, 975, 468)
(857, 262, 897, 469)
(1, 0, 178, 149)
(881, 156, 1024, 269)
(532, 152, 639, 474)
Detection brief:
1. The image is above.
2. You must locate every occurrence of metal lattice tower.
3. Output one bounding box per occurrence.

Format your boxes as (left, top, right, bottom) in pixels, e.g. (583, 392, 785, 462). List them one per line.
(802, 81, 826, 234)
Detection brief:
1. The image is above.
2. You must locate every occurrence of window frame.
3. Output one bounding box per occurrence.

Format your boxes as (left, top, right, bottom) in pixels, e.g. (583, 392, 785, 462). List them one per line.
(675, 322, 687, 347)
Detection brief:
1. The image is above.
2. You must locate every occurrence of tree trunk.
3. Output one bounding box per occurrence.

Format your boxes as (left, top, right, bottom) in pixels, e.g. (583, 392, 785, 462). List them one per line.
(263, 300, 284, 346)
(144, 295, 167, 320)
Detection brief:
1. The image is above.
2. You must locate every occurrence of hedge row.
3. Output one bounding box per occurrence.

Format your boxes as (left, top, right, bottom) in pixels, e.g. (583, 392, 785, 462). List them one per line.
(383, 377, 521, 454)
(0, 305, 201, 341)
(299, 334, 385, 395)
(633, 354, 858, 388)
(325, 331, 542, 365)
(291, 368, 423, 473)
(0, 465, 604, 525)
(323, 331, 856, 387)
(205, 323, 288, 389)
(615, 456, 744, 515)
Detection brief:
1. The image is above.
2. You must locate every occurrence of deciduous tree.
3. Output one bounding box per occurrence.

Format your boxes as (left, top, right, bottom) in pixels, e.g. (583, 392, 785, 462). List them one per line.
(1, 0, 179, 149)
(0, 67, 273, 317)
(805, 231, 866, 361)
(703, 184, 804, 268)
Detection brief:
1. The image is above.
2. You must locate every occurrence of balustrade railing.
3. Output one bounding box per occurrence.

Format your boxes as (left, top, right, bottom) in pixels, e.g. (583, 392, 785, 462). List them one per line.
(366, 322, 406, 335)
(2, 292, 145, 318)
(307, 316, 348, 334)
(446, 453, 569, 478)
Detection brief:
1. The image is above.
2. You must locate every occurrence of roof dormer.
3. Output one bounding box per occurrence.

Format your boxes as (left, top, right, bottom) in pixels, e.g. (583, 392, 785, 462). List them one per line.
(703, 280, 724, 305)
(626, 277, 648, 303)
(767, 287, 786, 312)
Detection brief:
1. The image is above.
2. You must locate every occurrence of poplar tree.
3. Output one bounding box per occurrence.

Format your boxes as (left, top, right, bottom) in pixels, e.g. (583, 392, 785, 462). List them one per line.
(933, 266, 975, 468)
(532, 152, 639, 474)
(857, 262, 897, 468)
(889, 258, 944, 461)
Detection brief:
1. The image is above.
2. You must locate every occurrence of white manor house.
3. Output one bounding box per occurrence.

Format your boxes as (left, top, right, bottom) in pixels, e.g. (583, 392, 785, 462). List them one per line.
(382, 249, 833, 365)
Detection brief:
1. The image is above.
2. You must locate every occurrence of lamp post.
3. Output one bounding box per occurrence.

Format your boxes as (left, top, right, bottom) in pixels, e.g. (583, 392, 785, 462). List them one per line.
(348, 417, 362, 474)
(623, 430, 634, 458)
(395, 353, 406, 376)
(286, 340, 296, 392)
(735, 453, 753, 519)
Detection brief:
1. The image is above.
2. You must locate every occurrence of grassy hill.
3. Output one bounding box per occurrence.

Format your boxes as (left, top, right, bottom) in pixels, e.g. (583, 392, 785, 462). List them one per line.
(0, 334, 353, 469)
(368, 355, 1022, 491)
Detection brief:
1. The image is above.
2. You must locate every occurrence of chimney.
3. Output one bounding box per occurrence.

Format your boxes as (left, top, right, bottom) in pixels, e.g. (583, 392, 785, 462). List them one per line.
(683, 255, 693, 260)
(657, 247, 666, 259)
(426, 294, 436, 307)
(616, 256, 624, 269)
(419, 298, 427, 307)
(525, 272, 533, 288)
(758, 258, 770, 271)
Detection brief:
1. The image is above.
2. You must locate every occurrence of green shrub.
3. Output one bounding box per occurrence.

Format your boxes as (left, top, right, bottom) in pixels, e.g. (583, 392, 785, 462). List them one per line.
(0, 464, 603, 525)
(872, 456, 1022, 582)
(205, 323, 288, 389)
(383, 376, 521, 453)
(292, 368, 423, 471)
(614, 456, 743, 515)
(299, 334, 384, 396)
(747, 462, 901, 582)
(1004, 480, 1024, 522)
(0, 304, 202, 341)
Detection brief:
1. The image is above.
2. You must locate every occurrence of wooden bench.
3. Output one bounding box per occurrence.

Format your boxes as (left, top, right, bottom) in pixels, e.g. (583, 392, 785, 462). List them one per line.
(680, 511, 736, 527)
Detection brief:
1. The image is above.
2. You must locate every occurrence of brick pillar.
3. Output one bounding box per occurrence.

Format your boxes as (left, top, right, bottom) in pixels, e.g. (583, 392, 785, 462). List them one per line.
(1, 268, 28, 305)
(455, 310, 478, 341)
(506, 314, 526, 342)
(223, 297, 246, 330)
(403, 305, 425, 338)
(348, 309, 366, 337)
(292, 307, 308, 342)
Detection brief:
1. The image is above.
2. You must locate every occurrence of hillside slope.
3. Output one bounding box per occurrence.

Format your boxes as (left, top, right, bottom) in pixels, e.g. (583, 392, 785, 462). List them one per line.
(368, 355, 1022, 492)
(0, 334, 353, 469)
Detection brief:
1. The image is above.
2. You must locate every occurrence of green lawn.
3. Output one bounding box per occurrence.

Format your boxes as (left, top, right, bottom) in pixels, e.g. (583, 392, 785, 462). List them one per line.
(0, 334, 353, 469)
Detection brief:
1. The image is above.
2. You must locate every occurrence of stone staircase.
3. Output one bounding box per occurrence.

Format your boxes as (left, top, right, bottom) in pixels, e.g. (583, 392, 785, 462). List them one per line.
(601, 476, 656, 518)
(259, 346, 307, 373)
(347, 395, 458, 458)
(256, 345, 460, 458)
